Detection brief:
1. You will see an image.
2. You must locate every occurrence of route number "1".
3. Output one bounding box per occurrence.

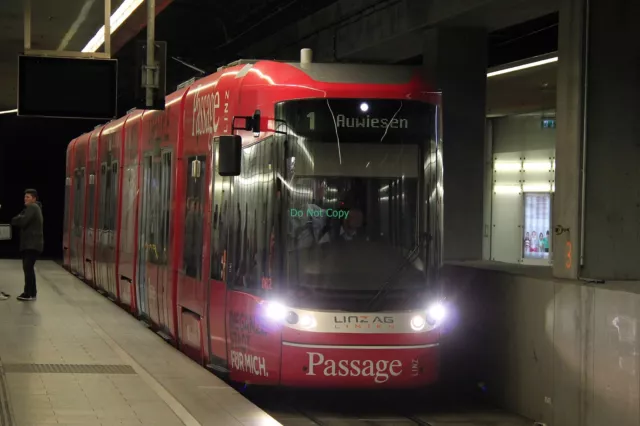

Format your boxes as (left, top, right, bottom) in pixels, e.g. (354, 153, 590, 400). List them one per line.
(307, 112, 315, 130)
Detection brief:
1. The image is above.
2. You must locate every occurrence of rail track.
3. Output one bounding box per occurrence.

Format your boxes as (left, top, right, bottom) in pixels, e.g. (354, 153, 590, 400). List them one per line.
(235, 385, 531, 426)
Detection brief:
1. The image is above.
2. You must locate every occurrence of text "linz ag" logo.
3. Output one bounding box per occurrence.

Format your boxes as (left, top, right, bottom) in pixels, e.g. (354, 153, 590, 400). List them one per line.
(333, 315, 395, 330)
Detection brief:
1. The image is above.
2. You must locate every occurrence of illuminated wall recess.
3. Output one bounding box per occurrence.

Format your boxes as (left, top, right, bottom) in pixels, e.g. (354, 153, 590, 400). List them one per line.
(490, 155, 556, 265)
(487, 115, 556, 265)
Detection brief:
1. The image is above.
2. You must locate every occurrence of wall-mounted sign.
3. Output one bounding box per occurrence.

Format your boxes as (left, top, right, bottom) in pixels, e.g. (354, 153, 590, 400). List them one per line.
(542, 118, 556, 129)
(0, 225, 11, 241)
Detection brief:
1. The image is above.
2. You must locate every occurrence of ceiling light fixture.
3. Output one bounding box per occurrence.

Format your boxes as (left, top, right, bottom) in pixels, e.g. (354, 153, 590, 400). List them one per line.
(487, 57, 558, 78)
(82, 0, 145, 53)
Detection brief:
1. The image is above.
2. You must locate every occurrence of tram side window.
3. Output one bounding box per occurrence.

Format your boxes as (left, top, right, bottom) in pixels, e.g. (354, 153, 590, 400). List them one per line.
(229, 145, 253, 288)
(147, 157, 161, 264)
(159, 152, 172, 263)
(88, 172, 96, 229)
(183, 155, 206, 279)
(104, 162, 113, 231)
(229, 139, 275, 291)
(73, 170, 80, 230)
(142, 156, 156, 262)
(74, 169, 85, 233)
(210, 143, 230, 281)
(64, 178, 70, 235)
(98, 164, 106, 230)
(260, 140, 277, 291)
(109, 162, 118, 231)
(124, 165, 136, 250)
(102, 163, 113, 231)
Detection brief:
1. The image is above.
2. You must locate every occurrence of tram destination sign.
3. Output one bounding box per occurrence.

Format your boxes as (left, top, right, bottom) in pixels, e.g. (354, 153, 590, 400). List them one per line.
(279, 99, 433, 143)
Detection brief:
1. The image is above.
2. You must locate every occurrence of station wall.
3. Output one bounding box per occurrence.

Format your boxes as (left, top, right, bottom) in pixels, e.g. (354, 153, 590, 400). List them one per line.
(484, 114, 556, 266)
(442, 264, 640, 426)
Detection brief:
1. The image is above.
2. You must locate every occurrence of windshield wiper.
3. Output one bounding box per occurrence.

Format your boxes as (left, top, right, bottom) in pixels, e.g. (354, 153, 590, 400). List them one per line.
(366, 232, 431, 311)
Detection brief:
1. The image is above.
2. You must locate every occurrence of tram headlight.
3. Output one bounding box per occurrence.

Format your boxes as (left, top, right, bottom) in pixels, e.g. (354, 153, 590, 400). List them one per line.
(299, 314, 317, 329)
(264, 301, 287, 321)
(426, 302, 446, 324)
(410, 314, 426, 331)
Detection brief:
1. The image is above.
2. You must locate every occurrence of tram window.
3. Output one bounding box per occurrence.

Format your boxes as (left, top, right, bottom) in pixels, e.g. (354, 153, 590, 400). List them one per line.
(88, 172, 96, 229)
(105, 163, 113, 230)
(98, 163, 106, 229)
(121, 165, 135, 252)
(141, 156, 158, 264)
(229, 139, 276, 291)
(73, 169, 80, 229)
(109, 162, 118, 231)
(76, 168, 85, 232)
(183, 155, 206, 278)
(63, 178, 70, 234)
(210, 142, 231, 281)
(159, 152, 172, 262)
(148, 157, 161, 264)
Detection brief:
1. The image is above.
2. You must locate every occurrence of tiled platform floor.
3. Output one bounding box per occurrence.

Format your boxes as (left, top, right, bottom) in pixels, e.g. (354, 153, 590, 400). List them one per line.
(0, 260, 280, 426)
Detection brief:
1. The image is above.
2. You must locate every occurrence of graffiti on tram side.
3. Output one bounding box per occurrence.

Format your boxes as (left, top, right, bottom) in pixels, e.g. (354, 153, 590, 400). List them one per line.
(228, 310, 267, 350)
(230, 350, 268, 377)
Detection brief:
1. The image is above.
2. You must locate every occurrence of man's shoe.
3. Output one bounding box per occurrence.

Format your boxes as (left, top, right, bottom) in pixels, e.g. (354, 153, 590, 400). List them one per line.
(0, 292, 9, 300)
(17, 294, 36, 301)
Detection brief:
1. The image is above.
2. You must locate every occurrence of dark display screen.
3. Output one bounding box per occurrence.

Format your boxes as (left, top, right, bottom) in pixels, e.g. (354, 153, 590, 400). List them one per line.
(279, 98, 433, 143)
(18, 55, 118, 119)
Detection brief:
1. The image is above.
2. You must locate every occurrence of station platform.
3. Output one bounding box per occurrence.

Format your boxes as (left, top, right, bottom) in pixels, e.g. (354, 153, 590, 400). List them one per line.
(0, 259, 280, 426)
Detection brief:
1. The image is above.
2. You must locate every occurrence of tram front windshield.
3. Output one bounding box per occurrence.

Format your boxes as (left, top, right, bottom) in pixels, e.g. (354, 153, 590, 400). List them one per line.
(280, 98, 435, 292)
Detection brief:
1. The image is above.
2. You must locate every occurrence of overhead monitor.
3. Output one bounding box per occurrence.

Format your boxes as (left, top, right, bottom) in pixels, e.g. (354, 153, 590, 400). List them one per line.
(18, 55, 118, 119)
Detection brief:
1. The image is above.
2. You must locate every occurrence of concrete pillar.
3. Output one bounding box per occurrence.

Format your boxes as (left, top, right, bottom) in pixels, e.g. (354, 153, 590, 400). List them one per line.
(554, 0, 585, 280)
(581, 0, 640, 280)
(555, 0, 640, 280)
(422, 28, 487, 261)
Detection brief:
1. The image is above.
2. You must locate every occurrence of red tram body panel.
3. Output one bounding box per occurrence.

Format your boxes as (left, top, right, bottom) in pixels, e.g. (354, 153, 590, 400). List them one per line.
(63, 57, 445, 389)
(63, 139, 76, 269)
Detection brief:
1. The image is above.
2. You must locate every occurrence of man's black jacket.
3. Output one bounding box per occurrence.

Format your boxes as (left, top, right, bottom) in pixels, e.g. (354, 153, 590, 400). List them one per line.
(11, 202, 44, 253)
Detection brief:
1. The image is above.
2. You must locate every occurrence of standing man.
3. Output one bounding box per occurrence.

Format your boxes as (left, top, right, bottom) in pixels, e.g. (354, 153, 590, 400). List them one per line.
(11, 189, 43, 301)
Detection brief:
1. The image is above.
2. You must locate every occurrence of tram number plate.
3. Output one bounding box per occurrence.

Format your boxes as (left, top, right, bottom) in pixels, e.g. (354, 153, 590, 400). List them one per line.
(0, 225, 11, 241)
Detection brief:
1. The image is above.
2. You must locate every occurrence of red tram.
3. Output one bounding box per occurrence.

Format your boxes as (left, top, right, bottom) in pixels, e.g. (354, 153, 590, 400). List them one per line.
(63, 50, 447, 388)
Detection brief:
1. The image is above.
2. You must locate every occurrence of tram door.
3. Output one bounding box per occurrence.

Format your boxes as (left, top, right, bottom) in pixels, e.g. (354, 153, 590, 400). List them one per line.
(137, 155, 153, 317)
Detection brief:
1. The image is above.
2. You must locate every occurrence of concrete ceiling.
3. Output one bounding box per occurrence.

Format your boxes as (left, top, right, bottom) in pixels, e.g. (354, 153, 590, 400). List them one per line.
(0, 0, 558, 116)
(487, 58, 557, 116)
(0, 0, 173, 111)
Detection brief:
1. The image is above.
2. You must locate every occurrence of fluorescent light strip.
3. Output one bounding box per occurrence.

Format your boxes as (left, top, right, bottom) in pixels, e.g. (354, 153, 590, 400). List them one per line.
(82, 0, 145, 53)
(523, 184, 552, 192)
(494, 162, 521, 172)
(523, 161, 554, 171)
(0, 109, 17, 115)
(494, 185, 521, 194)
(494, 183, 555, 194)
(494, 161, 555, 172)
(487, 57, 558, 78)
